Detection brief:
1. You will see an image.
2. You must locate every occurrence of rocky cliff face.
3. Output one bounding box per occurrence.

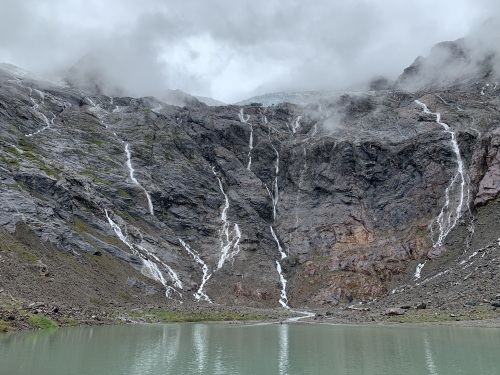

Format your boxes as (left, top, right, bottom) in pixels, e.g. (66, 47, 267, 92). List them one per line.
(0, 58, 499, 312)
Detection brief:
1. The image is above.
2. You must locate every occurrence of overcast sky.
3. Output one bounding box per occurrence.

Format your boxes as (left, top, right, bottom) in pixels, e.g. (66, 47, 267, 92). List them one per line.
(0, 0, 497, 102)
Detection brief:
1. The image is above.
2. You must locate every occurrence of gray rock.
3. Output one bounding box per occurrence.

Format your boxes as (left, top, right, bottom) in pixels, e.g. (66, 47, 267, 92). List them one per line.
(385, 307, 406, 316)
(416, 302, 427, 310)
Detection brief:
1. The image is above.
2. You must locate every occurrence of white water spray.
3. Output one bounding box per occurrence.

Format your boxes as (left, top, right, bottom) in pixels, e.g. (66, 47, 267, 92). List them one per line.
(104, 209, 182, 298)
(179, 239, 212, 302)
(415, 100, 468, 247)
(416, 269, 450, 286)
(266, 124, 292, 308)
(212, 167, 242, 268)
(239, 109, 254, 170)
(480, 83, 489, 96)
(266, 127, 280, 221)
(276, 261, 290, 309)
(238, 108, 250, 123)
(414, 261, 426, 280)
(86, 97, 97, 106)
(136, 243, 183, 291)
(291, 116, 302, 134)
(124, 143, 154, 215)
(459, 251, 478, 266)
(25, 87, 56, 137)
(270, 226, 286, 259)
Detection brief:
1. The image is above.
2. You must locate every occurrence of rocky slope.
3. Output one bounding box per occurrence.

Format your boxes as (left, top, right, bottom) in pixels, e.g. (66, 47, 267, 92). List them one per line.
(0, 44, 500, 323)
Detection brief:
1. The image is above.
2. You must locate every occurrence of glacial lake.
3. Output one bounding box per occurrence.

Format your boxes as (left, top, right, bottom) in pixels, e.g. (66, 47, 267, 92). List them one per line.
(1, 322, 499, 374)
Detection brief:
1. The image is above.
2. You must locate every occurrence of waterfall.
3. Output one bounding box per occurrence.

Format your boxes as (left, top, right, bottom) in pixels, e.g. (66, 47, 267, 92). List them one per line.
(415, 100, 469, 247)
(239, 109, 254, 170)
(124, 143, 154, 215)
(291, 116, 302, 134)
(238, 108, 250, 123)
(25, 87, 56, 137)
(179, 239, 212, 302)
(266, 123, 291, 308)
(104, 209, 182, 298)
(247, 124, 253, 170)
(276, 261, 290, 309)
(414, 261, 426, 280)
(86, 97, 97, 106)
(266, 126, 280, 221)
(212, 167, 242, 268)
(270, 226, 286, 259)
(136, 244, 183, 290)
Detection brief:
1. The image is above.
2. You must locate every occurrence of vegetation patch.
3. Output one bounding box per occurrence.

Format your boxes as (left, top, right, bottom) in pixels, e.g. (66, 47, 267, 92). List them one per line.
(0, 239, 38, 264)
(132, 308, 268, 323)
(0, 320, 14, 332)
(61, 317, 79, 326)
(28, 314, 59, 329)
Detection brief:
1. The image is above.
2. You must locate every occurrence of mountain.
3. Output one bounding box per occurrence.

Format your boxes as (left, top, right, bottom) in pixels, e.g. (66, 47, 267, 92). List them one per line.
(1, 42, 500, 327)
(396, 19, 500, 92)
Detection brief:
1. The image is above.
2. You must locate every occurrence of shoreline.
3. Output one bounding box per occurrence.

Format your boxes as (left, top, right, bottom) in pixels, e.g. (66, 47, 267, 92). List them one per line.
(2, 298, 499, 332)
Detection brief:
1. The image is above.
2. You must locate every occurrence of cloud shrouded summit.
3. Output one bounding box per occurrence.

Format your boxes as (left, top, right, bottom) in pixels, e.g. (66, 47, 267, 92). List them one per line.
(0, 0, 497, 102)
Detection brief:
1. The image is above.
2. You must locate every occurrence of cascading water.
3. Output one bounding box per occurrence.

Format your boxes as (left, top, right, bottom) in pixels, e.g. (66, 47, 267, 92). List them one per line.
(25, 87, 56, 137)
(247, 126, 254, 170)
(270, 226, 286, 259)
(480, 84, 489, 96)
(212, 167, 242, 268)
(265, 123, 292, 309)
(86, 97, 97, 106)
(276, 261, 289, 309)
(414, 261, 426, 280)
(124, 143, 154, 215)
(291, 116, 302, 134)
(415, 100, 469, 247)
(266, 126, 280, 221)
(136, 243, 183, 291)
(104, 209, 182, 298)
(238, 108, 250, 123)
(239, 109, 253, 170)
(179, 239, 212, 302)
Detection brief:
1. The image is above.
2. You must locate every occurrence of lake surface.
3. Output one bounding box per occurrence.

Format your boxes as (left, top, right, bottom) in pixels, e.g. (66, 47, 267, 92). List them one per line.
(1, 322, 499, 374)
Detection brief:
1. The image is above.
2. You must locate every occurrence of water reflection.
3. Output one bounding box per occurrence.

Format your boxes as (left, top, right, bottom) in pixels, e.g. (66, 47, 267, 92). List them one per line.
(278, 323, 289, 375)
(423, 332, 439, 375)
(0, 323, 499, 374)
(193, 323, 208, 373)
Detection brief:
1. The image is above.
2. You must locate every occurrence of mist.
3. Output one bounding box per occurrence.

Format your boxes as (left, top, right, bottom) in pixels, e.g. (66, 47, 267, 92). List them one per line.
(1, 0, 498, 103)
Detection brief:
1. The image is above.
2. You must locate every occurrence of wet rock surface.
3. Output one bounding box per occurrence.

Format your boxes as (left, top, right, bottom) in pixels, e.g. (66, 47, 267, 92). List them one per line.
(0, 61, 500, 327)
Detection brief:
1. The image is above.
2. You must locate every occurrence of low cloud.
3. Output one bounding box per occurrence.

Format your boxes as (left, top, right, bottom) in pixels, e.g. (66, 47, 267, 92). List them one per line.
(0, 0, 497, 102)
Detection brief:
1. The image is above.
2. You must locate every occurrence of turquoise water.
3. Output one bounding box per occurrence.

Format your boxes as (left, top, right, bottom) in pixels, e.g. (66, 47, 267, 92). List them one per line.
(1, 323, 499, 374)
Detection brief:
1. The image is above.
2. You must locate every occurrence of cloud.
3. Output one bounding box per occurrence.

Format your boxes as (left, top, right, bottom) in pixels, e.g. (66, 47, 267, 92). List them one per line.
(0, 0, 497, 102)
